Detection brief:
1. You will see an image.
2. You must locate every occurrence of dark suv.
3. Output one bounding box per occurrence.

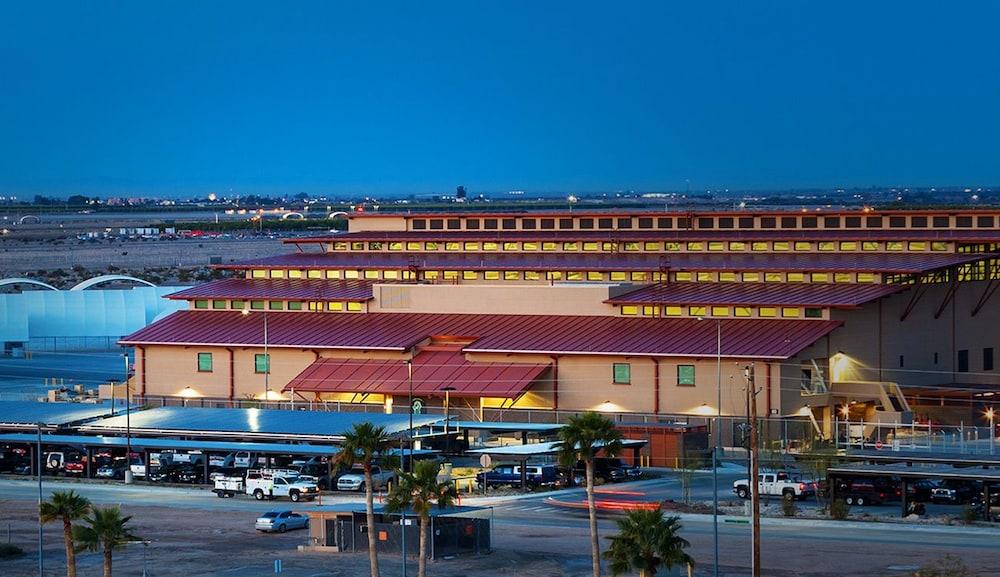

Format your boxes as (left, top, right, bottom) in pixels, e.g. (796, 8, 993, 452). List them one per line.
(476, 464, 559, 489)
(573, 458, 641, 485)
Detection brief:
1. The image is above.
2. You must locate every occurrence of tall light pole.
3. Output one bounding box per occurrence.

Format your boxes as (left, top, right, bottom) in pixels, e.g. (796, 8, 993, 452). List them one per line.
(987, 408, 995, 456)
(698, 316, 722, 577)
(441, 386, 456, 454)
(36, 422, 44, 577)
(402, 357, 414, 577)
(124, 352, 133, 484)
(242, 309, 269, 402)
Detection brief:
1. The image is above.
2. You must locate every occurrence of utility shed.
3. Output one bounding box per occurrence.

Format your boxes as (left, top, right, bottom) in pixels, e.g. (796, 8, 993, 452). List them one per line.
(303, 504, 491, 559)
(615, 422, 710, 468)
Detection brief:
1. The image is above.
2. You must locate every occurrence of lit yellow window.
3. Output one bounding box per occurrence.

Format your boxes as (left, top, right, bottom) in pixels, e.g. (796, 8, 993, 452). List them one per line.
(344, 270, 360, 280)
(347, 302, 362, 312)
(602, 242, 617, 251)
(368, 242, 382, 250)
(406, 242, 421, 251)
(523, 242, 538, 251)
(326, 270, 342, 279)
(675, 272, 693, 282)
(567, 271, 584, 281)
(818, 242, 835, 252)
(503, 242, 518, 251)
(327, 301, 344, 311)
(886, 241, 903, 251)
(729, 241, 746, 251)
(908, 241, 926, 251)
(773, 241, 789, 251)
(364, 270, 379, 279)
(270, 269, 286, 279)
(834, 272, 852, 283)
(931, 242, 948, 252)
(734, 307, 752, 317)
(781, 307, 801, 318)
(862, 241, 879, 251)
(697, 272, 713, 282)
(689, 306, 707, 316)
(481, 242, 497, 251)
(651, 272, 666, 282)
(542, 242, 557, 251)
(401, 270, 415, 280)
(307, 269, 323, 279)
(610, 272, 628, 281)
(504, 271, 520, 280)
(546, 271, 563, 280)
(857, 273, 877, 283)
(308, 301, 321, 311)
(719, 272, 737, 282)
(631, 272, 648, 282)
(759, 307, 777, 317)
(587, 271, 604, 281)
(563, 242, 579, 251)
(794, 242, 811, 251)
(621, 306, 639, 316)
(711, 306, 729, 316)
(708, 241, 725, 251)
(623, 242, 640, 252)
(288, 269, 303, 279)
(423, 271, 440, 280)
(751, 242, 768, 251)
(333, 242, 348, 251)
(463, 271, 478, 280)
(445, 242, 460, 251)
(583, 242, 599, 251)
(642, 305, 659, 316)
(665, 242, 681, 252)
(644, 242, 660, 251)
(524, 271, 541, 280)
(252, 269, 267, 279)
(811, 272, 830, 282)
(838, 241, 856, 251)
(351, 242, 364, 250)
(388, 242, 403, 251)
(464, 242, 479, 251)
(742, 272, 761, 282)
(765, 272, 783, 282)
(443, 271, 459, 280)
(664, 306, 683, 316)
(383, 270, 399, 280)
(424, 242, 438, 251)
(687, 242, 704, 251)
(787, 272, 805, 282)
(484, 271, 500, 280)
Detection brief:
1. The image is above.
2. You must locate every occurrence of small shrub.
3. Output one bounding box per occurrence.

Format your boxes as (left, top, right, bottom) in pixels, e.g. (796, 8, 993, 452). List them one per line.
(912, 554, 972, 577)
(0, 543, 24, 559)
(782, 498, 797, 517)
(959, 504, 977, 525)
(829, 498, 849, 520)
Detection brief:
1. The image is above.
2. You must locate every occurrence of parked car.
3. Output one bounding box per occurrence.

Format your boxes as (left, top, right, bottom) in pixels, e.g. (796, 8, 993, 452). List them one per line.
(572, 458, 640, 484)
(905, 479, 939, 502)
(337, 465, 395, 492)
(255, 510, 309, 533)
(149, 464, 202, 484)
(96, 460, 127, 480)
(833, 477, 895, 506)
(734, 471, 817, 501)
(930, 480, 978, 504)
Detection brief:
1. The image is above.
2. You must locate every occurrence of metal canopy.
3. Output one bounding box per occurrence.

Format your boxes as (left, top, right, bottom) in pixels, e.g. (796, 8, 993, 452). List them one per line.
(842, 450, 1000, 467)
(467, 438, 647, 457)
(0, 433, 339, 456)
(828, 462, 1000, 482)
(453, 421, 563, 433)
(0, 401, 125, 430)
(76, 406, 444, 442)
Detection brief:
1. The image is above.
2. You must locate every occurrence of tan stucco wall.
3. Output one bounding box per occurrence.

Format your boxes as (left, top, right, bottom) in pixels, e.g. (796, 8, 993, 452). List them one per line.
(347, 216, 407, 232)
(369, 283, 617, 316)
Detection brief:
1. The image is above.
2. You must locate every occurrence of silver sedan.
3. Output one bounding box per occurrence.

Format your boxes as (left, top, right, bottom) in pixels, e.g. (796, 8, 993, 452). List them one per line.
(254, 510, 309, 533)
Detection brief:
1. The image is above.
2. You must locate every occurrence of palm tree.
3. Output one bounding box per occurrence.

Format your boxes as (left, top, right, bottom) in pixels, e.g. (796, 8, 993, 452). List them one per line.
(558, 411, 623, 577)
(335, 422, 396, 577)
(40, 490, 92, 577)
(73, 506, 140, 577)
(603, 509, 693, 577)
(386, 460, 457, 577)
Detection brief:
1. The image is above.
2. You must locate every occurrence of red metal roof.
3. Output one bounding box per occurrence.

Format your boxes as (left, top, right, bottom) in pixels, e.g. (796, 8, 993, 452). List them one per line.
(291, 229, 1000, 244)
(214, 251, 990, 274)
(284, 349, 549, 398)
(167, 278, 374, 302)
(120, 310, 842, 360)
(607, 282, 905, 308)
(347, 208, 1000, 219)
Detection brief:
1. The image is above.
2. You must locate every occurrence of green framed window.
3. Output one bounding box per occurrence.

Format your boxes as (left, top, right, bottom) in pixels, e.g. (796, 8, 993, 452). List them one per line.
(197, 352, 213, 372)
(212, 300, 226, 309)
(255, 354, 270, 374)
(231, 300, 245, 310)
(268, 301, 284, 310)
(612, 363, 631, 384)
(194, 300, 209, 309)
(250, 300, 265, 310)
(804, 308, 823, 318)
(677, 365, 696, 386)
(288, 301, 303, 311)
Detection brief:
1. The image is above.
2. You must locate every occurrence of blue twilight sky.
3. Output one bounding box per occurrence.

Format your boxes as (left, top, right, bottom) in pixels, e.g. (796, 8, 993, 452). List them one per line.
(1, 1, 999, 198)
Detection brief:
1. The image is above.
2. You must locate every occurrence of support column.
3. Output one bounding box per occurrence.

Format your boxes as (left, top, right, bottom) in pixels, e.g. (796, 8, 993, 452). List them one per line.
(900, 478, 909, 518)
(521, 431, 528, 445)
(984, 483, 992, 522)
(86, 447, 93, 479)
(520, 458, 528, 490)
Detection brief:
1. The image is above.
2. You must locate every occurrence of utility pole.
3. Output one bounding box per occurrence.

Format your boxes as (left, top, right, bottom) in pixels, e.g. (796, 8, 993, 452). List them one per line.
(744, 364, 761, 577)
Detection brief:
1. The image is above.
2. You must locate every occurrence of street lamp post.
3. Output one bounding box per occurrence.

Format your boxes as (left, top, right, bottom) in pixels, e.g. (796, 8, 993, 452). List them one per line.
(987, 408, 995, 456)
(441, 386, 456, 454)
(124, 352, 133, 484)
(36, 422, 44, 577)
(698, 317, 722, 577)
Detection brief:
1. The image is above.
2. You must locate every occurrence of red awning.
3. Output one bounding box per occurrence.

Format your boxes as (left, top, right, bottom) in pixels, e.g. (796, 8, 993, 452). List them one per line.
(284, 349, 549, 398)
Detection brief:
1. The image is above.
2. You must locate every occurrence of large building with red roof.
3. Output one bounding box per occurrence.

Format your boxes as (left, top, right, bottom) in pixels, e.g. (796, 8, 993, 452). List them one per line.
(121, 208, 1000, 433)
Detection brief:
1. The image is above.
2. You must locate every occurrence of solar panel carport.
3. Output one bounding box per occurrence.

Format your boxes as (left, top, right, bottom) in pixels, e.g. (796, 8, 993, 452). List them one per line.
(76, 406, 445, 442)
(467, 439, 648, 489)
(0, 401, 124, 432)
(828, 462, 1000, 520)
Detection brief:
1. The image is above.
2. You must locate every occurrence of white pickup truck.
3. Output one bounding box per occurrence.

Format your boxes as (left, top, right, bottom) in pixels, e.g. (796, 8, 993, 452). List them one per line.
(214, 469, 320, 502)
(733, 471, 817, 501)
(336, 464, 396, 492)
